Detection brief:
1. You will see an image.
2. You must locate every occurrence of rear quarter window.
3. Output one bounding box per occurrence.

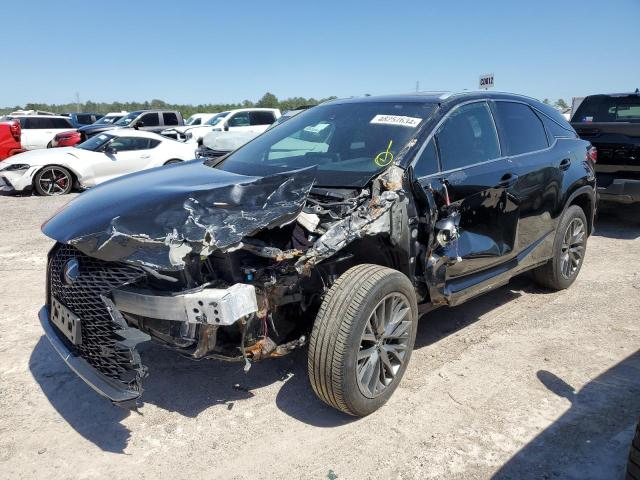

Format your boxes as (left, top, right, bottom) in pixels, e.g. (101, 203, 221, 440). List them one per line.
(163, 112, 179, 126)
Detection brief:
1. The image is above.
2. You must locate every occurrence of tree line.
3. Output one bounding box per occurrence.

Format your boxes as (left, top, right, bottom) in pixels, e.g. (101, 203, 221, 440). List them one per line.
(1, 92, 572, 116)
(543, 98, 570, 110)
(0, 92, 338, 117)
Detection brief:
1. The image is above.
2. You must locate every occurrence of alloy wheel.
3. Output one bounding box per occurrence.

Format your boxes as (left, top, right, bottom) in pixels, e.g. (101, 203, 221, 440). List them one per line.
(356, 293, 412, 398)
(560, 218, 585, 279)
(39, 168, 70, 195)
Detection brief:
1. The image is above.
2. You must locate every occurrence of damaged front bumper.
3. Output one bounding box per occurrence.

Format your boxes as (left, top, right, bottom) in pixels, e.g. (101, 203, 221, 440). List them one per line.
(112, 283, 258, 326)
(0, 167, 37, 192)
(40, 280, 261, 404)
(39, 305, 143, 403)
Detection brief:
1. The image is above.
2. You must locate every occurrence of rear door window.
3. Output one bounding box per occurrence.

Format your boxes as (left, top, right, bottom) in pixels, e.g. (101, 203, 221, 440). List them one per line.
(24, 118, 54, 129)
(111, 137, 153, 151)
(52, 118, 73, 128)
(228, 112, 250, 127)
(494, 102, 548, 155)
(250, 111, 276, 126)
(139, 113, 160, 127)
(436, 102, 500, 171)
(163, 112, 179, 126)
(76, 114, 93, 125)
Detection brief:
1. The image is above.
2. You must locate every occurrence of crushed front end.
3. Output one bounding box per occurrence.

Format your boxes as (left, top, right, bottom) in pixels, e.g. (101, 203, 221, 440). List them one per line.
(38, 160, 414, 405)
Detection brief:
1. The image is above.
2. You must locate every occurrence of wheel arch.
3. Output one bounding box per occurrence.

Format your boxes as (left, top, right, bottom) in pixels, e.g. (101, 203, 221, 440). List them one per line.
(163, 158, 183, 165)
(564, 186, 596, 235)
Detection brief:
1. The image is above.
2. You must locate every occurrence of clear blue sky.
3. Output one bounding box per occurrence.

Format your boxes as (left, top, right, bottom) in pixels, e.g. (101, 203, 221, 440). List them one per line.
(4, 0, 639, 106)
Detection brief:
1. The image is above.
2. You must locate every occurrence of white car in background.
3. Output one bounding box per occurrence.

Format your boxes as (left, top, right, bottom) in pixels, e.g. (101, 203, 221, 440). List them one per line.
(0, 130, 196, 196)
(0, 114, 74, 149)
(161, 108, 281, 143)
(184, 113, 217, 126)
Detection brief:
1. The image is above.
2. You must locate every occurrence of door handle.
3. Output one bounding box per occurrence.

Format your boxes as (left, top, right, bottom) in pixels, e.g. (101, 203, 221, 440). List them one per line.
(141, 154, 150, 159)
(496, 173, 518, 188)
(559, 158, 571, 170)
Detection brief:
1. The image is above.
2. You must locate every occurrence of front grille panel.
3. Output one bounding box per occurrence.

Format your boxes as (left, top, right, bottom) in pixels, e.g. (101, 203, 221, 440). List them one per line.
(49, 244, 145, 381)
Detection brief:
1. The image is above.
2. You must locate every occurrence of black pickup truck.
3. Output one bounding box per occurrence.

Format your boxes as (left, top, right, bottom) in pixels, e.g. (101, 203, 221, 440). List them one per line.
(571, 91, 640, 203)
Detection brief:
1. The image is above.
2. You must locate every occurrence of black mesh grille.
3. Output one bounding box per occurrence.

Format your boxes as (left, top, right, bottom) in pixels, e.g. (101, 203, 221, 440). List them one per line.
(49, 244, 145, 381)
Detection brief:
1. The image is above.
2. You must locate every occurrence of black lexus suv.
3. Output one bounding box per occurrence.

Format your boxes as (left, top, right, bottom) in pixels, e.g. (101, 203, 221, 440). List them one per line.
(39, 92, 596, 416)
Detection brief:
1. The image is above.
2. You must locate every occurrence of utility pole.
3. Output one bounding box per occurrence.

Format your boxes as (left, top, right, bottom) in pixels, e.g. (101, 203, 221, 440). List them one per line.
(75, 92, 81, 112)
(416, 80, 419, 93)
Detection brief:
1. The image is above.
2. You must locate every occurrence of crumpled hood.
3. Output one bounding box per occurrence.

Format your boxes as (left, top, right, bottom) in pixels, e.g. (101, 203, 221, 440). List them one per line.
(42, 160, 316, 270)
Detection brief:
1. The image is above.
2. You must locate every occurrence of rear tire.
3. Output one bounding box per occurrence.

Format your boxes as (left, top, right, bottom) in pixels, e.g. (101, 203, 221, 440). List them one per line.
(532, 205, 588, 290)
(627, 420, 640, 479)
(308, 264, 418, 416)
(34, 166, 73, 196)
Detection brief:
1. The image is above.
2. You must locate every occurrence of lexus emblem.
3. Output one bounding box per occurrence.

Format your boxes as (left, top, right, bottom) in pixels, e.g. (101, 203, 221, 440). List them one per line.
(63, 258, 80, 285)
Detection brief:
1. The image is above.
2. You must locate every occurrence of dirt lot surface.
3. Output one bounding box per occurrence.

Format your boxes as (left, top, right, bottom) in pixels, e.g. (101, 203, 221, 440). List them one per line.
(0, 193, 639, 480)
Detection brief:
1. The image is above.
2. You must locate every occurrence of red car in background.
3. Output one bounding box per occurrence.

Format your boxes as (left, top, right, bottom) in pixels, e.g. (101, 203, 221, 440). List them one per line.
(51, 130, 81, 147)
(0, 120, 24, 160)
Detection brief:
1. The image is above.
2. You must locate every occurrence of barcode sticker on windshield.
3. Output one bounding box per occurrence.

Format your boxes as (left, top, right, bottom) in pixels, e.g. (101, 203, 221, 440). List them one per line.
(370, 115, 422, 128)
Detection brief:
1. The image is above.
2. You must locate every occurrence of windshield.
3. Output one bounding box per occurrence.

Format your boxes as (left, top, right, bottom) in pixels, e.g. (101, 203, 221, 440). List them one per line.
(114, 112, 140, 126)
(211, 102, 436, 186)
(77, 133, 113, 151)
(93, 115, 122, 125)
(205, 112, 229, 126)
(573, 95, 640, 123)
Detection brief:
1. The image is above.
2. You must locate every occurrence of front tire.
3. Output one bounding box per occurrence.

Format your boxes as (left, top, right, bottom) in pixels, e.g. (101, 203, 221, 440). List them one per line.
(34, 166, 73, 196)
(164, 159, 182, 165)
(308, 264, 418, 416)
(532, 205, 588, 290)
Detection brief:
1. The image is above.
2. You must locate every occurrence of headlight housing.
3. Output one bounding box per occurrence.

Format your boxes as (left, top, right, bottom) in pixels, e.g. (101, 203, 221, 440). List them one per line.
(3, 164, 30, 172)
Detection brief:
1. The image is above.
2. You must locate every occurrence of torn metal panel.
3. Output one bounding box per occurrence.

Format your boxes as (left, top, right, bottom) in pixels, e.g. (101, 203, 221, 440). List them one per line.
(295, 166, 408, 273)
(42, 161, 317, 270)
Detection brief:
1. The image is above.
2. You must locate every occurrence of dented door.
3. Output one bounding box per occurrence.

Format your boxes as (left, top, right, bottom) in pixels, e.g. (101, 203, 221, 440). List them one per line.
(413, 101, 521, 304)
(439, 160, 520, 278)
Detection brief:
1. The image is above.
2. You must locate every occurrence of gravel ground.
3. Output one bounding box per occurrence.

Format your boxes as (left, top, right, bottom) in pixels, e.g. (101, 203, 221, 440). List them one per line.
(0, 193, 639, 480)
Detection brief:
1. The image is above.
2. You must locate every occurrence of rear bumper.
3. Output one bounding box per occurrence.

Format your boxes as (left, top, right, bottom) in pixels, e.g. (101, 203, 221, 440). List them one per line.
(39, 305, 141, 403)
(598, 178, 640, 204)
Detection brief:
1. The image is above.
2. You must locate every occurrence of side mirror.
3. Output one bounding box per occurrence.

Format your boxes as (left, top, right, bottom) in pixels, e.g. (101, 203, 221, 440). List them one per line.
(134, 121, 144, 129)
(223, 123, 229, 132)
(105, 145, 118, 155)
